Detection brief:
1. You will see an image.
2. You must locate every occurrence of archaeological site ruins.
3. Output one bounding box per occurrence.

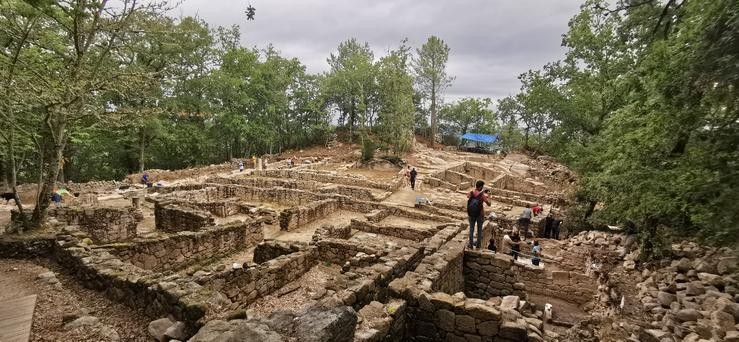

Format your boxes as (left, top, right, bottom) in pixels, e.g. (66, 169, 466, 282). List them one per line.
(1, 149, 737, 342)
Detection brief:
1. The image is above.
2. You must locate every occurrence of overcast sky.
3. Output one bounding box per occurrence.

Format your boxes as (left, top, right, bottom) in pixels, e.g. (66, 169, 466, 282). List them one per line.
(176, 0, 583, 103)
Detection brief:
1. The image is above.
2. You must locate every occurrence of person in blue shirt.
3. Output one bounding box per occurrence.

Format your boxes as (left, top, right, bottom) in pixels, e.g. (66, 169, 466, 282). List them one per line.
(532, 240, 542, 266)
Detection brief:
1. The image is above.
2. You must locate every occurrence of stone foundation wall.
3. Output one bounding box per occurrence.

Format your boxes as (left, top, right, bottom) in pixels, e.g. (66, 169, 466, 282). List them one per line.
(311, 224, 352, 242)
(491, 174, 548, 196)
(207, 176, 319, 190)
(463, 251, 527, 299)
(349, 219, 438, 242)
(154, 202, 215, 232)
(279, 199, 339, 231)
(253, 241, 305, 264)
(438, 170, 475, 189)
(127, 164, 233, 183)
(317, 185, 386, 202)
(149, 184, 207, 194)
(61, 180, 120, 194)
(0, 236, 223, 328)
(424, 177, 459, 191)
(186, 200, 243, 218)
(315, 238, 384, 265)
(463, 250, 596, 305)
(212, 184, 328, 207)
(110, 221, 262, 271)
(47, 207, 139, 243)
(205, 249, 318, 305)
(251, 169, 402, 192)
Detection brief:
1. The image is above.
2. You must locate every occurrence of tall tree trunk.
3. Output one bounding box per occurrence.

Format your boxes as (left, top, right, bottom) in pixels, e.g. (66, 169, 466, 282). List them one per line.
(584, 200, 597, 219)
(7, 129, 30, 231)
(524, 127, 530, 148)
(1, 157, 7, 191)
(138, 128, 146, 173)
(430, 85, 437, 147)
(31, 120, 66, 227)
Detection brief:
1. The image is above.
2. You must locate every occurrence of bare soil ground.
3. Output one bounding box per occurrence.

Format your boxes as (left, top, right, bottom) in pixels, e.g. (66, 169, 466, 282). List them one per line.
(0, 259, 150, 342)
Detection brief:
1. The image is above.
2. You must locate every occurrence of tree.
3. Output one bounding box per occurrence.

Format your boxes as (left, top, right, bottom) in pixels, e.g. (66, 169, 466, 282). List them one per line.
(324, 39, 376, 142)
(439, 97, 495, 137)
(0, 0, 175, 229)
(413, 36, 453, 146)
(375, 42, 415, 156)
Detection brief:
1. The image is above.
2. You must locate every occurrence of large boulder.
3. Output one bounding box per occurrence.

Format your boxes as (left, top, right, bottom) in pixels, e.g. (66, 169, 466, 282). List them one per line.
(639, 328, 671, 342)
(717, 257, 738, 275)
(148, 317, 174, 342)
(188, 320, 283, 342)
(657, 292, 677, 308)
(676, 309, 701, 322)
(294, 306, 358, 342)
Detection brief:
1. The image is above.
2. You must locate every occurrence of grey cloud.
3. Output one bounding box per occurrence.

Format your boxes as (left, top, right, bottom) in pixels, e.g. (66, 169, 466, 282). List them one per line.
(177, 0, 583, 101)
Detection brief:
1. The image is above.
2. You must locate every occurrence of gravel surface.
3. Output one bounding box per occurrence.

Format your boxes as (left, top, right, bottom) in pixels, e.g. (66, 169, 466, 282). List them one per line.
(0, 259, 151, 341)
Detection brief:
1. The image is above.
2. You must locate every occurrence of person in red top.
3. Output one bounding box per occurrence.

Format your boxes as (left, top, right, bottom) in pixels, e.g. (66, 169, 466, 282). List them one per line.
(532, 203, 543, 216)
(467, 180, 492, 249)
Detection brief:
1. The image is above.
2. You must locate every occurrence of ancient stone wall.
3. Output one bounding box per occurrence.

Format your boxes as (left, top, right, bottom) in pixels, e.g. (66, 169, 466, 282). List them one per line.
(463, 250, 596, 305)
(0, 235, 219, 328)
(47, 207, 139, 243)
(250, 169, 402, 192)
(154, 202, 215, 232)
(311, 224, 352, 242)
(349, 219, 438, 242)
(279, 199, 339, 231)
(205, 249, 318, 305)
(463, 251, 528, 299)
(315, 238, 384, 265)
(423, 177, 459, 191)
(61, 180, 120, 194)
(491, 174, 549, 195)
(126, 164, 234, 183)
(110, 221, 262, 271)
(207, 176, 319, 190)
(149, 184, 207, 194)
(212, 184, 328, 206)
(253, 240, 305, 264)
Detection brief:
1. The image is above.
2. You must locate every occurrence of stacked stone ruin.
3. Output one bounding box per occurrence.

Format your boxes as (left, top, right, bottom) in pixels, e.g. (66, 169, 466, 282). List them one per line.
(5, 160, 714, 342)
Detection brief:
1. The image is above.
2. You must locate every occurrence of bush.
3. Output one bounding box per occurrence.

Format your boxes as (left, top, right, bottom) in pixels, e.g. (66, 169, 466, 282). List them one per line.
(361, 139, 376, 162)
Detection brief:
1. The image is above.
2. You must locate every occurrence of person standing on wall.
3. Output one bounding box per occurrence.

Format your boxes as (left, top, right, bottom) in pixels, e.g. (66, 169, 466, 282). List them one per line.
(544, 213, 554, 238)
(466, 180, 492, 249)
(531, 240, 542, 266)
(553, 219, 563, 240)
(519, 204, 533, 239)
(410, 167, 418, 190)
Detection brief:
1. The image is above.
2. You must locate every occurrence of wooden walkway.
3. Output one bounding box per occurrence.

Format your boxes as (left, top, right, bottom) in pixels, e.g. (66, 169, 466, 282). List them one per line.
(0, 295, 37, 342)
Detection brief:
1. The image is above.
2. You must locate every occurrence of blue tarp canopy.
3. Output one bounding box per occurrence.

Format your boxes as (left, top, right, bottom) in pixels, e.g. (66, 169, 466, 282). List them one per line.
(460, 133, 498, 144)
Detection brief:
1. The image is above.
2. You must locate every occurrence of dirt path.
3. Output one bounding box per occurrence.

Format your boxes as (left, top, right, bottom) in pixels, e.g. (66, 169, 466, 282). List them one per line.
(0, 259, 150, 341)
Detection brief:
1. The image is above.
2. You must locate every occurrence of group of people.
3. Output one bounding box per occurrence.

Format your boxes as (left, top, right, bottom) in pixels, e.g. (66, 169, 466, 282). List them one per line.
(400, 165, 418, 190)
(465, 180, 562, 266)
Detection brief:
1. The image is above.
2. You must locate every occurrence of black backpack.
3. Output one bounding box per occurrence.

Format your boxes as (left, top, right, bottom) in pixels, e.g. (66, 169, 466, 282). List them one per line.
(467, 191, 483, 217)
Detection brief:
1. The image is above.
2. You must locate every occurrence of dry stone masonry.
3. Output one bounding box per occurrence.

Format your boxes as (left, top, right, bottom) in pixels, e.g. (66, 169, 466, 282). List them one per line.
(3, 156, 733, 342)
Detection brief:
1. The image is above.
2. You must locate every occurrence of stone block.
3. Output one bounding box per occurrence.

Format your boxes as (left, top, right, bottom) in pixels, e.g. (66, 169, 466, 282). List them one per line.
(455, 315, 476, 334)
(436, 309, 456, 332)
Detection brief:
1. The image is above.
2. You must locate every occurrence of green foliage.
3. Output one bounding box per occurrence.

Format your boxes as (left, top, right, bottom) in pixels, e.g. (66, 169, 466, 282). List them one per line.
(507, 0, 739, 248)
(375, 42, 415, 156)
(361, 138, 376, 162)
(413, 36, 454, 144)
(439, 97, 496, 137)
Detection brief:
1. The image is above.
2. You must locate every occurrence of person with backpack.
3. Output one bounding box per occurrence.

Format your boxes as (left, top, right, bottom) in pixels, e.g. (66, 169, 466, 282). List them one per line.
(466, 180, 492, 249)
